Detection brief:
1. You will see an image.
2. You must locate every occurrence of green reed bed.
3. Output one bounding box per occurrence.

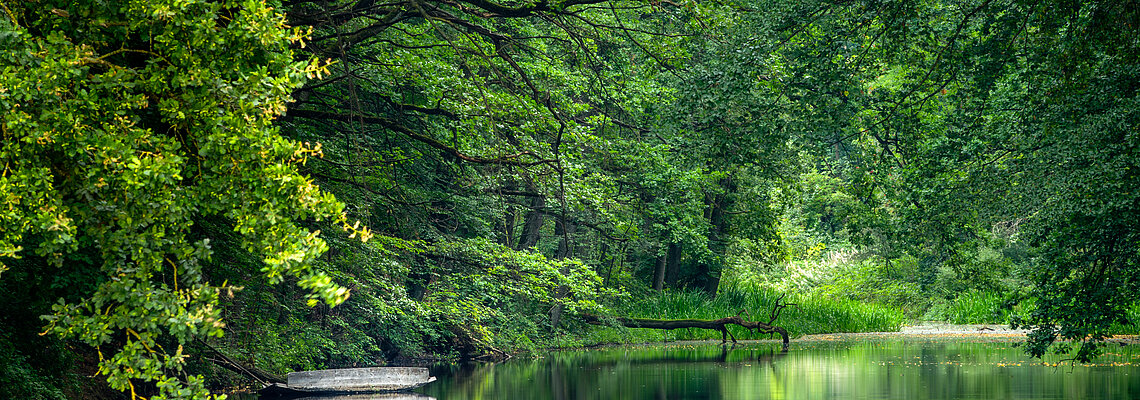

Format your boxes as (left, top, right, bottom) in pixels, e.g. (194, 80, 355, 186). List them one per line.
(1108, 303, 1140, 335)
(568, 281, 905, 346)
(945, 290, 1009, 324)
(933, 291, 1139, 336)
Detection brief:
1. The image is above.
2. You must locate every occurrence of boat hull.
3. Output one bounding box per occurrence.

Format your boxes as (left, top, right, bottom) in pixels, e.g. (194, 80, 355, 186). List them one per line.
(259, 367, 436, 398)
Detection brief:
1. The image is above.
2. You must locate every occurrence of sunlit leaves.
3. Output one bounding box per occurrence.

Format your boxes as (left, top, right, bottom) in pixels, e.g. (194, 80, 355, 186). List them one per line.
(0, 0, 365, 397)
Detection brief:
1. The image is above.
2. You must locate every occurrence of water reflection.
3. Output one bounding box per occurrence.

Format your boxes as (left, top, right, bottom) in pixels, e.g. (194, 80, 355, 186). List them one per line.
(230, 391, 436, 400)
(419, 340, 1140, 400)
(288, 394, 436, 400)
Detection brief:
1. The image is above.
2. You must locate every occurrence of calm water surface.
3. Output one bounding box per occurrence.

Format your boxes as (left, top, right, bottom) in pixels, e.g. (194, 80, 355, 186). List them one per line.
(414, 338, 1139, 400)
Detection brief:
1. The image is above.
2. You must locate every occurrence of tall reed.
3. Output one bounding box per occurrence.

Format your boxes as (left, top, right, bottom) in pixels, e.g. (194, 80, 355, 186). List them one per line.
(584, 279, 905, 343)
(1108, 302, 1140, 335)
(945, 291, 1008, 324)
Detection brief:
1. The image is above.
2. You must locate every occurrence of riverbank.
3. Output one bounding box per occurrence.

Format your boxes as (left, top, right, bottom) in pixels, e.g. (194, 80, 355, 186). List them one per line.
(563, 322, 1138, 352)
(801, 322, 1139, 344)
(803, 322, 1028, 340)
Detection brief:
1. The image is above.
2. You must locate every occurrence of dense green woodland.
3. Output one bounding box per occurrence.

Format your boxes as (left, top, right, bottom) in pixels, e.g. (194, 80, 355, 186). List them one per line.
(1, 0, 1137, 398)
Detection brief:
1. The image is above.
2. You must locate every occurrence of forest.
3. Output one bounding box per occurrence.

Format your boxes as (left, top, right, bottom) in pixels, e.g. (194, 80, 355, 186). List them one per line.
(1, 0, 1137, 398)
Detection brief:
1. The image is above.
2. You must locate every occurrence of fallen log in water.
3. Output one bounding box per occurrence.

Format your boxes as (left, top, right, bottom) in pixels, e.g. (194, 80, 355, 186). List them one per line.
(582, 294, 793, 350)
(581, 314, 790, 350)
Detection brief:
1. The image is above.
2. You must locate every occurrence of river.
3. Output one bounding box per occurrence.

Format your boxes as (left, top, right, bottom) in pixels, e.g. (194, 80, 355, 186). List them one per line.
(417, 335, 1138, 399)
(233, 331, 1139, 399)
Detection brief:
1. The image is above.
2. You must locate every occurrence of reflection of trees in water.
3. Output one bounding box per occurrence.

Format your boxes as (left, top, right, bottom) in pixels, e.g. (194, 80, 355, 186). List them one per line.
(551, 357, 567, 400)
(547, 344, 788, 400)
(290, 393, 436, 400)
(755, 346, 790, 369)
(423, 341, 1140, 400)
(428, 344, 789, 400)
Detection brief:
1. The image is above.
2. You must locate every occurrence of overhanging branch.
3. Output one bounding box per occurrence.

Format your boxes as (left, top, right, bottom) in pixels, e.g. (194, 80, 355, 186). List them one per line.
(286, 109, 556, 167)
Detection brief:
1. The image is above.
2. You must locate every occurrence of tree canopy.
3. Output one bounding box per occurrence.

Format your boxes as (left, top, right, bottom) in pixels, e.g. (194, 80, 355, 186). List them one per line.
(1, 0, 366, 397)
(1, 0, 1137, 398)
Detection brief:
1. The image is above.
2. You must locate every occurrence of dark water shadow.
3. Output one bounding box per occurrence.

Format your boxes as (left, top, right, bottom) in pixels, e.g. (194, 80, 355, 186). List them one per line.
(273, 393, 435, 400)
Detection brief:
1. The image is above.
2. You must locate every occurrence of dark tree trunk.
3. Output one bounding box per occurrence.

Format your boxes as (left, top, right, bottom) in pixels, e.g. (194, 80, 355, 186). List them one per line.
(602, 242, 624, 288)
(652, 251, 666, 291)
(501, 207, 516, 247)
(554, 219, 575, 259)
(516, 195, 544, 250)
(550, 220, 576, 328)
(703, 270, 722, 295)
(699, 177, 734, 296)
(665, 242, 681, 287)
(495, 179, 519, 247)
(600, 241, 613, 286)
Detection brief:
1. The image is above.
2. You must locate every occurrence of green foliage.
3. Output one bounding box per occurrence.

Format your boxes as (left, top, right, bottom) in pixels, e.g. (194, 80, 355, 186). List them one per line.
(412, 238, 614, 353)
(5, 0, 1138, 395)
(818, 258, 928, 316)
(740, 0, 1139, 361)
(0, 332, 69, 400)
(205, 231, 615, 371)
(0, 1, 371, 397)
(257, 0, 1140, 366)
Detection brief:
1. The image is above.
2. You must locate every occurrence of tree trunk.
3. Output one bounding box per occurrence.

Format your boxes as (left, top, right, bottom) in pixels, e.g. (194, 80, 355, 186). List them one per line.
(699, 176, 734, 296)
(652, 251, 666, 291)
(516, 195, 544, 250)
(665, 242, 681, 287)
(498, 205, 517, 248)
(549, 220, 575, 328)
(600, 241, 613, 287)
(703, 270, 722, 296)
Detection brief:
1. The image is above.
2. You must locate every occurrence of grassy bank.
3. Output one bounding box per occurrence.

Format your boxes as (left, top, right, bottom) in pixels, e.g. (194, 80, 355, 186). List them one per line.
(924, 290, 1140, 336)
(559, 280, 905, 347)
(927, 290, 1015, 325)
